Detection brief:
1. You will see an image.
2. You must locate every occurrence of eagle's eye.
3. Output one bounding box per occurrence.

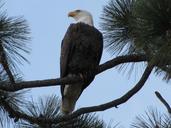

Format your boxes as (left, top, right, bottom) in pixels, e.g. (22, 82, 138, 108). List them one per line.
(75, 10, 81, 13)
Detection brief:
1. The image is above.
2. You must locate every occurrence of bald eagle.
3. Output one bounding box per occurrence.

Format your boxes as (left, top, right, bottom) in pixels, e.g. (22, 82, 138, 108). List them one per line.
(60, 10, 103, 114)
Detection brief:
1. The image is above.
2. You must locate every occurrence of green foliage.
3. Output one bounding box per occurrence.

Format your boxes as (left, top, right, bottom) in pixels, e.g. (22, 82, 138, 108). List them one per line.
(131, 108, 171, 128)
(0, 55, 28, 128)
(101, 0, 136, 55)
(16, 95, 60, 128)
(0, 88, 28, 128)
(101, 0, 171, 81)
(16, 95, 118, 128)
(0, 13, 30, 72)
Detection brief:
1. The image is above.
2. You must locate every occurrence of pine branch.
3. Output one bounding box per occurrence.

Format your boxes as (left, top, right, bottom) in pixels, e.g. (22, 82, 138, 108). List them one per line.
(0, 54, 147, 91)
(155, 91, 171, 114)
(17, 96, 114, 128)
(0, 44, 15, 84)
(0, 97, 40, 124)
(0, 60, 154, 125)
(131, 108, 171, 128)
(0, 13, 30, 85)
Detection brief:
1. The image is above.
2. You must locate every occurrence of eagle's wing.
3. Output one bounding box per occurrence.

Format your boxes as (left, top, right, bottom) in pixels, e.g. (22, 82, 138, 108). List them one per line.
(60, 24, 75, 96)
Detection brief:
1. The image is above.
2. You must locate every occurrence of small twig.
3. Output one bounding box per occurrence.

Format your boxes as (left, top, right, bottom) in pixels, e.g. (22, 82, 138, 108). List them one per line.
(155, 91, 171, 114)
(1, 58, 15, 84)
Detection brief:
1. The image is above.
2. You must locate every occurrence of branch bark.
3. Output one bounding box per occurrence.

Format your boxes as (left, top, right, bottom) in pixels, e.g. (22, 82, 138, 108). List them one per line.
(0, 54, 147, 91)
(155, 91, 171, 114)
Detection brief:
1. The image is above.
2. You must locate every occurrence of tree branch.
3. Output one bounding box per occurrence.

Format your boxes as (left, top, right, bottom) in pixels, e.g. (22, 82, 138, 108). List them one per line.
(52, 62, 154, 123)
(1, 59, 15, 83)
(0, 44, 15, 84)
(155, 91, 171, 114)
(1, 60, 154, 125)
(0, 54, 147, 91)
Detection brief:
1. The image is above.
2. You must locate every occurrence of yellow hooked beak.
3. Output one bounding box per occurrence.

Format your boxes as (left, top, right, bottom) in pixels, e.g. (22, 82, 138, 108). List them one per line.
(68, 11, 77, 17)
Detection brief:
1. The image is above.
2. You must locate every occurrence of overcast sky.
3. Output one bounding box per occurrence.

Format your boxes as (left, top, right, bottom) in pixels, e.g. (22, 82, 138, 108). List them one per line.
(6, 0, 171, 127)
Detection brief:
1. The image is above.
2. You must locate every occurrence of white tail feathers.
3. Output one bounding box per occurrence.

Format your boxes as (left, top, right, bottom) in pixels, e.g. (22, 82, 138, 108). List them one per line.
(61, 96, 76, 114)
(60, 84, 82, 114)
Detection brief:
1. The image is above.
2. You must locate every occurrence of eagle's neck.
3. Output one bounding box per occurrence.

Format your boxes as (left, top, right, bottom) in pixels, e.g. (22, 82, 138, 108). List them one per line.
(76, 16, 94, 26)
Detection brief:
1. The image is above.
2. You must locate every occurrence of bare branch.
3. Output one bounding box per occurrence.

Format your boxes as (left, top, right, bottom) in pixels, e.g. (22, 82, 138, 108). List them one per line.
(0, 54, 147, 91)
(155, 91, 171, 114)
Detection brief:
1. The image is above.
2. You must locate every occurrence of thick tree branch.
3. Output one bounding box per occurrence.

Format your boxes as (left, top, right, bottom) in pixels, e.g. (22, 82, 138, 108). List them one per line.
(0, 54, 147, 91)
(155, 91, 171, 114)
(1, 61, 154, 125)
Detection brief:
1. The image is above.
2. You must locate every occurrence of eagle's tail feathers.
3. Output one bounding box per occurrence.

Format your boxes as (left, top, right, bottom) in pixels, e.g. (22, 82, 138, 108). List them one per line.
(60, 84, 82, 115)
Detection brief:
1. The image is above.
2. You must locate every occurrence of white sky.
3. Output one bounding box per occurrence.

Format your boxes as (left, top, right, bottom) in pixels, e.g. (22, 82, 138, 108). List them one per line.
(6, 0, 171, 127)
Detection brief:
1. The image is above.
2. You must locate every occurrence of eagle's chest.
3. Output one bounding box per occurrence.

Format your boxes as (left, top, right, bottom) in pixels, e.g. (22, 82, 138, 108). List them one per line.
(68, 41, 97, 73)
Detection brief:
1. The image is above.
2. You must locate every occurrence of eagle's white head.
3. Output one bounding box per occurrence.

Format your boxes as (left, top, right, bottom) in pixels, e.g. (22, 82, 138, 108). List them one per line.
(68, 9, 94, 26)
